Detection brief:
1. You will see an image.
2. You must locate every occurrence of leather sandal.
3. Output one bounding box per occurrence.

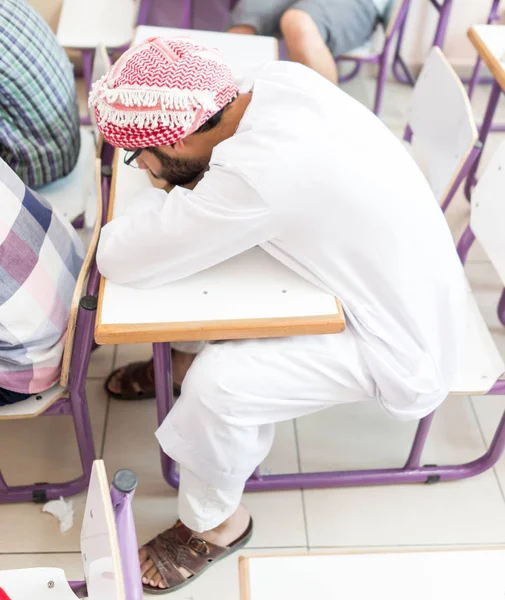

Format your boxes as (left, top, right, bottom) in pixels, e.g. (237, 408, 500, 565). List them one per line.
(141, 519, 254, 594)
(105, 358, 181, 401)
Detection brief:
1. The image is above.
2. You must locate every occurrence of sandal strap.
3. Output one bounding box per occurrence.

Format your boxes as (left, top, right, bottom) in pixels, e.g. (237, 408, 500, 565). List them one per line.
(142, 522, 230, 588)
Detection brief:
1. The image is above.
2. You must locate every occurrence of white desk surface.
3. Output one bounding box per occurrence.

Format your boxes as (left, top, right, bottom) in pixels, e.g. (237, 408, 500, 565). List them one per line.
(134, 25, 278, 80)
(95, 151, 344, 344)
(240, 548, 505, 600)
(57, 0, 137, 49)
(468, 25, 505, 91)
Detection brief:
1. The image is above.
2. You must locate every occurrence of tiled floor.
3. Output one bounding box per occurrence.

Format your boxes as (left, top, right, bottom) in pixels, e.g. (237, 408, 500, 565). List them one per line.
(2, 75, 505, 599)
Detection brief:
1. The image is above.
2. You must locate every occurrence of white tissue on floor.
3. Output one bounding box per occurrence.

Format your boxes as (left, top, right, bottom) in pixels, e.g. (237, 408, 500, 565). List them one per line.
(43, 497, 74, 533)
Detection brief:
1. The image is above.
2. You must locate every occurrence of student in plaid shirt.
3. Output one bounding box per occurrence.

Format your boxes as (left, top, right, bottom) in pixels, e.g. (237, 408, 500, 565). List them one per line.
(0, 158, 84, 406)
(0, 0, 81, 188)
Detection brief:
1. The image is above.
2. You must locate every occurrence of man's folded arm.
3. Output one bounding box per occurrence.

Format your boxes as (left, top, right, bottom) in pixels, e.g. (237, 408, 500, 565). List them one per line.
(97, 164, 276, 288)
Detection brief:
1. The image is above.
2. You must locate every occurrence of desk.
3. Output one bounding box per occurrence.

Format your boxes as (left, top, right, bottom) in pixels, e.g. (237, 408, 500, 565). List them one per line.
(239, 548, 505, 599)
(465, 25, 505, 198)
(95, 151, 344, 344)
(134, 25, 279, 80)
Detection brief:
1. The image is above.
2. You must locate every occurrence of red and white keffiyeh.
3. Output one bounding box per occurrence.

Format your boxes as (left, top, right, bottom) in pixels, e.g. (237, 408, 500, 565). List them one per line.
(89, 36, 239, 149)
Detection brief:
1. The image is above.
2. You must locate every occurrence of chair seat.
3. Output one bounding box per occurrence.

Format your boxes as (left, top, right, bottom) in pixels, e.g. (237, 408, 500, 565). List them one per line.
(57, 0, 137, 49)
(38, 128, 96, 225)
(0, 568, 78, 599)
(451, 287, 504, 395)
(0, 384, 65, 420)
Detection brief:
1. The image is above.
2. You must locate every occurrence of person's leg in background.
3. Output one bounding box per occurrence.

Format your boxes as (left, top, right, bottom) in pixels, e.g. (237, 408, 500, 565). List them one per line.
(139, 329, 376, 590)
(227, 0, 295, 37)
(280, 8, 339, 83)
(281, 0, 381, 84)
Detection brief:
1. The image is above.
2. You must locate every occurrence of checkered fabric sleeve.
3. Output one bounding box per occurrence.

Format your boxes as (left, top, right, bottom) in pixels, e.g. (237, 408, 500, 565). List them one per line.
(0, 0, 81, 188)
(0, 159, 84, 394)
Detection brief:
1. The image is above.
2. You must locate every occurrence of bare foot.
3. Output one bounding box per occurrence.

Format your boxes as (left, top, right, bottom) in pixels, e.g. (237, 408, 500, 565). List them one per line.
(139, 504, 251, 590)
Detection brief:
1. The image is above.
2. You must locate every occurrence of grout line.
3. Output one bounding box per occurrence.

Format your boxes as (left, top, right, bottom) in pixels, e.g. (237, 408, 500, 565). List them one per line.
(99, 392, 113, 459)
(111, 344, 118, 371)
(293, 419, 310, 549)
(469, 396, 505, 505)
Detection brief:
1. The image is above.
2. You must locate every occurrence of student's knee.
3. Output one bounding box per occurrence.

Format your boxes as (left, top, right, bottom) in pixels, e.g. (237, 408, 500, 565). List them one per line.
(279, 8, 318, 45)
(181, 344, 254, 421)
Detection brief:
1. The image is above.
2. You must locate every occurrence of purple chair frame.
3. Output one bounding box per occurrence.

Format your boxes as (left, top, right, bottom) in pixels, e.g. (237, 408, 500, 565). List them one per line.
(0, 172, 112, 505)
(70, 469, 143, 600)
(402, 126, 483, 214)
(392, 0, 454, 86)
(467, 0, 502, 100)
(336, 0, 411, 116)
(151, 185, 505, 491)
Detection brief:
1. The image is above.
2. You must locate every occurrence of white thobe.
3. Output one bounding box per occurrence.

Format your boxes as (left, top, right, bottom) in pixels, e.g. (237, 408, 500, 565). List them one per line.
(98, 62, 467, 531)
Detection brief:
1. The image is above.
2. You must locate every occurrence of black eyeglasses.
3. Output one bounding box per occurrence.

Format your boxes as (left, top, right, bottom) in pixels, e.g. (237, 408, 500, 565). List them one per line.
(123, 149, 142, 166)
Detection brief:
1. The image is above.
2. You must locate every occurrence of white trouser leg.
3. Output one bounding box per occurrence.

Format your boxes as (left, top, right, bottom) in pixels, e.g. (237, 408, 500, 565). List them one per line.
(172, 341, 206, 354)
(156, 326, 375, 532)
(178, 467, 244, 532)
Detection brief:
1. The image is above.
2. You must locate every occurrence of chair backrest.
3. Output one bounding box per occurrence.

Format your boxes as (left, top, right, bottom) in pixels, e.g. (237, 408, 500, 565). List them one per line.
(470, 140, 505, 286)
(90, 44, 113, 153)
(60, 159, 103, 387)
(81, 460, 126, 600)
(406, 47, 478, 205)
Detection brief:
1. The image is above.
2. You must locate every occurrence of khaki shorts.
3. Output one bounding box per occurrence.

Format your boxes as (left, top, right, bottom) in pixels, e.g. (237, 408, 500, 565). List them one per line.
(230, 0, 381, 56)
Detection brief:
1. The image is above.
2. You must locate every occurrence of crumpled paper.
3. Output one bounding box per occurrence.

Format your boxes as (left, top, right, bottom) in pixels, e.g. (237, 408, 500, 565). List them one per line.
(42, 496, 74, 533)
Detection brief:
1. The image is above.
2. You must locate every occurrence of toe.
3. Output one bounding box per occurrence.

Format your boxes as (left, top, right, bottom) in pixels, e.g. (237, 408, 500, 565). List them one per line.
(150, 572, 164, 588)
(144, 565, 159, 586)
(140, 557, 154, 578)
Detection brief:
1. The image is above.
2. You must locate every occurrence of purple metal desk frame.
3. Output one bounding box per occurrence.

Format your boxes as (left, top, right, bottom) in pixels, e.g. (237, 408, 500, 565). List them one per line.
(0, 174, 112, 504)
(392, 0, 453, 86)
(336, 0, 411, 116)
(69, 469, 143, 600)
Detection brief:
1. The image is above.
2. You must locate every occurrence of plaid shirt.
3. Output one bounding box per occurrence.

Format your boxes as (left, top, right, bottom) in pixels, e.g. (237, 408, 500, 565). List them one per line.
(0, 0, 81, 188)
(0, 159, 84, 394)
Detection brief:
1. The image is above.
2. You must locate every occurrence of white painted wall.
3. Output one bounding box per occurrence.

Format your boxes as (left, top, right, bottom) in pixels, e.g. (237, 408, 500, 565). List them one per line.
(399, 0, 503, 67)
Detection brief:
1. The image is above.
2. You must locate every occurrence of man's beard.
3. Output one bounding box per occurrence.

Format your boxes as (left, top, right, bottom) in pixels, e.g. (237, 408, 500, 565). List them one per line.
(148, 148, 209, 187)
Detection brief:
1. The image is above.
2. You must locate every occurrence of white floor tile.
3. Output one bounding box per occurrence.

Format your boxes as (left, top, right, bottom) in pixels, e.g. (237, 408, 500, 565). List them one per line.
(88, 344, 115, 379)
(302, 397, 505, 547)
(471, 394, 505, 493)
(0, 380, 108, 553)
(114, 343, 153, 370)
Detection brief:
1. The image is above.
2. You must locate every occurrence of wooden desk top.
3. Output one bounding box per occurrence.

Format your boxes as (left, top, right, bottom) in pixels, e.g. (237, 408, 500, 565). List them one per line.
(468, 25, 505, 92)
(95, 151, 345, 345)
(239, 547, 505, 599)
